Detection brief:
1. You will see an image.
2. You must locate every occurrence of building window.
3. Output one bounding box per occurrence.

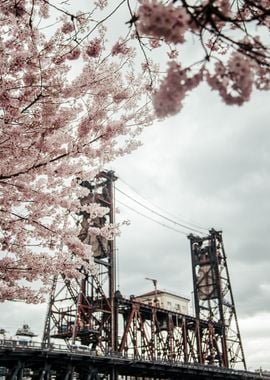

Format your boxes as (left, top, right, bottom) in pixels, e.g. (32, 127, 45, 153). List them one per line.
(176, 304, 181, 311)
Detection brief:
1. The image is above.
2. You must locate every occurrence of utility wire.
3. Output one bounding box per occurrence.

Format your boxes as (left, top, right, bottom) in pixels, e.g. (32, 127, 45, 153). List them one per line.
(116, 186, 204, 235)
(118, 177, 208, 232)
(117, 199, 189, 236)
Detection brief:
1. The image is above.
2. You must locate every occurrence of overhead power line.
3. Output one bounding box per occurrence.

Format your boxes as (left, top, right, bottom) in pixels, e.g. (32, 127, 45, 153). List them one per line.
(115, 186, 204, 235)
(116, 199, 189, 236)
(118, 177, 208, 232)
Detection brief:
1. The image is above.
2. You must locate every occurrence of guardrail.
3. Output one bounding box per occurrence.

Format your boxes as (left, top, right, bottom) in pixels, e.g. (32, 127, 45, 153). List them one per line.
(0, 339, 66, 352)
(1, 339, 270, 379)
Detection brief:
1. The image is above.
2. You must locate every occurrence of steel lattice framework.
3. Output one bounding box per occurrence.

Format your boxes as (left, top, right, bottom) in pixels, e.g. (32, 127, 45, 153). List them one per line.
(42, 171, 246, 375)
(117, 298, 223, 363)
(188, 229, 246, 369)
(42, 171, 118, 354)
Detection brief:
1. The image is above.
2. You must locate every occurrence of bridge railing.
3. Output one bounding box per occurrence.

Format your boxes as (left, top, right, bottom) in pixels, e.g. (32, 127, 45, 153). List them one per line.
(1, 339, 270, 379)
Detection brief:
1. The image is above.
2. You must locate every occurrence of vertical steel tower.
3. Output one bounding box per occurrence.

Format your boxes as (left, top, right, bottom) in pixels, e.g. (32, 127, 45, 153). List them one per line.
(188, 229, 246, 369)
(42, 171, 118, 353)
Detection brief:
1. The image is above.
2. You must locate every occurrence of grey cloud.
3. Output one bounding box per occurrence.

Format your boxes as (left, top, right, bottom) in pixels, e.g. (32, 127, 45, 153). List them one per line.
(113, 81, 270, 368)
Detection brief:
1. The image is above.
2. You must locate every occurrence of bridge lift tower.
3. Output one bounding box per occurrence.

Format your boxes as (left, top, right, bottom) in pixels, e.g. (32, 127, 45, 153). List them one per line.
(188, 229, 246, 369)
(42, 170, 118, 354)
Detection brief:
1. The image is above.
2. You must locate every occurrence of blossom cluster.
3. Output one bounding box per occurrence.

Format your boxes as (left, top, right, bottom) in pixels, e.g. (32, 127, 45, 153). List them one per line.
(61, 22, 74, 34)
(207, 52, 253, 105)
(136, 0, 270, 110)
(111, 39, 131, 56)
(153, 62, 203, 118)
(86, 38, 102, 58)
(137, 0, 190, 44)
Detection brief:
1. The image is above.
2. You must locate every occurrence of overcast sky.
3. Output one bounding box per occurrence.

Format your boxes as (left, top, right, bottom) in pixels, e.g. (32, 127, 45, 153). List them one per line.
(111, 82, 270, 370)
(1, 0, 270, 372)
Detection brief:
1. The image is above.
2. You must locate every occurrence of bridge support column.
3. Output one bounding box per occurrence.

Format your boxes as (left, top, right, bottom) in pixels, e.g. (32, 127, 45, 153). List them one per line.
(78, 366, 100, 380)
(54, 365, 75, 380)
(110, 367, 118, 380)
(32, 362, 51, 380)
(65, 366, 75, 380)
(6, 361, 23, 380)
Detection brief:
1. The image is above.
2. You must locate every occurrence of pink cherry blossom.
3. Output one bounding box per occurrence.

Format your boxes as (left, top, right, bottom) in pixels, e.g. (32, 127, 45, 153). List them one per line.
(67, 47, 81, 60)
(0, 0, 153, 302)
(207, 52, 253, 105)
(86, 38, 102, 58)
(136, 0, 269, 108)
(111, 40, 131, 56)
(94, 0, 108, 9)
(153, 62, 203, 118)
(62, 22, 74, 34)
(137, 0, 190, 44)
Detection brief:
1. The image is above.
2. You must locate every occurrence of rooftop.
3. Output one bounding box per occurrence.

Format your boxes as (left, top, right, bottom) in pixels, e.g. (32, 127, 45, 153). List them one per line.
(135, 289, 190, 301)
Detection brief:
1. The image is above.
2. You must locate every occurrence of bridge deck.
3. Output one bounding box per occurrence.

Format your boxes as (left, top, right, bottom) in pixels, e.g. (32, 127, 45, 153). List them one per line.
(0, 340, 268, 379)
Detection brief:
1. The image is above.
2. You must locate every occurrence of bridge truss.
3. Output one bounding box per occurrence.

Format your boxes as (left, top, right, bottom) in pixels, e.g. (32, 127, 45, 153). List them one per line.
(1, 171, 248, 379)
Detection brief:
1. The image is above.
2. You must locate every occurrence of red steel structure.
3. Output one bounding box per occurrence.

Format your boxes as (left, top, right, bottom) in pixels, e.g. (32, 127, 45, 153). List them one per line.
(42, 170, 118, 353)
(42, 171, 246, 373)
(188, 230, 246, 369)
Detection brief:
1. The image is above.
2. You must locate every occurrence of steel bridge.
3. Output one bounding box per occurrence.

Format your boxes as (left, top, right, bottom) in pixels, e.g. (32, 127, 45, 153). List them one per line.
(0, 340, 268, 380)
(0, 171, 266, 379)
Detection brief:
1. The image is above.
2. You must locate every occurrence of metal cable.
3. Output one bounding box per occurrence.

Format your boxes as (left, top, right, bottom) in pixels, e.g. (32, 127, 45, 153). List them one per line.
(117, 199, 190, 236)
(116, 186, 204, 235)
(118, 177, 208, 232)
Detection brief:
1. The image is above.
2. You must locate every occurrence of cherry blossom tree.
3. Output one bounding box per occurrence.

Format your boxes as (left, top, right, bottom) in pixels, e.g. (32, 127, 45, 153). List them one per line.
(134, 0, 270, 117)
(1, 0, 269, 303)
(0, 0, 153, 302)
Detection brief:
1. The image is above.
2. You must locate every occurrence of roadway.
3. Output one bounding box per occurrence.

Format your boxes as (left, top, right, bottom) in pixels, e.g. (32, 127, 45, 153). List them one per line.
(0, 339, 269, 379)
